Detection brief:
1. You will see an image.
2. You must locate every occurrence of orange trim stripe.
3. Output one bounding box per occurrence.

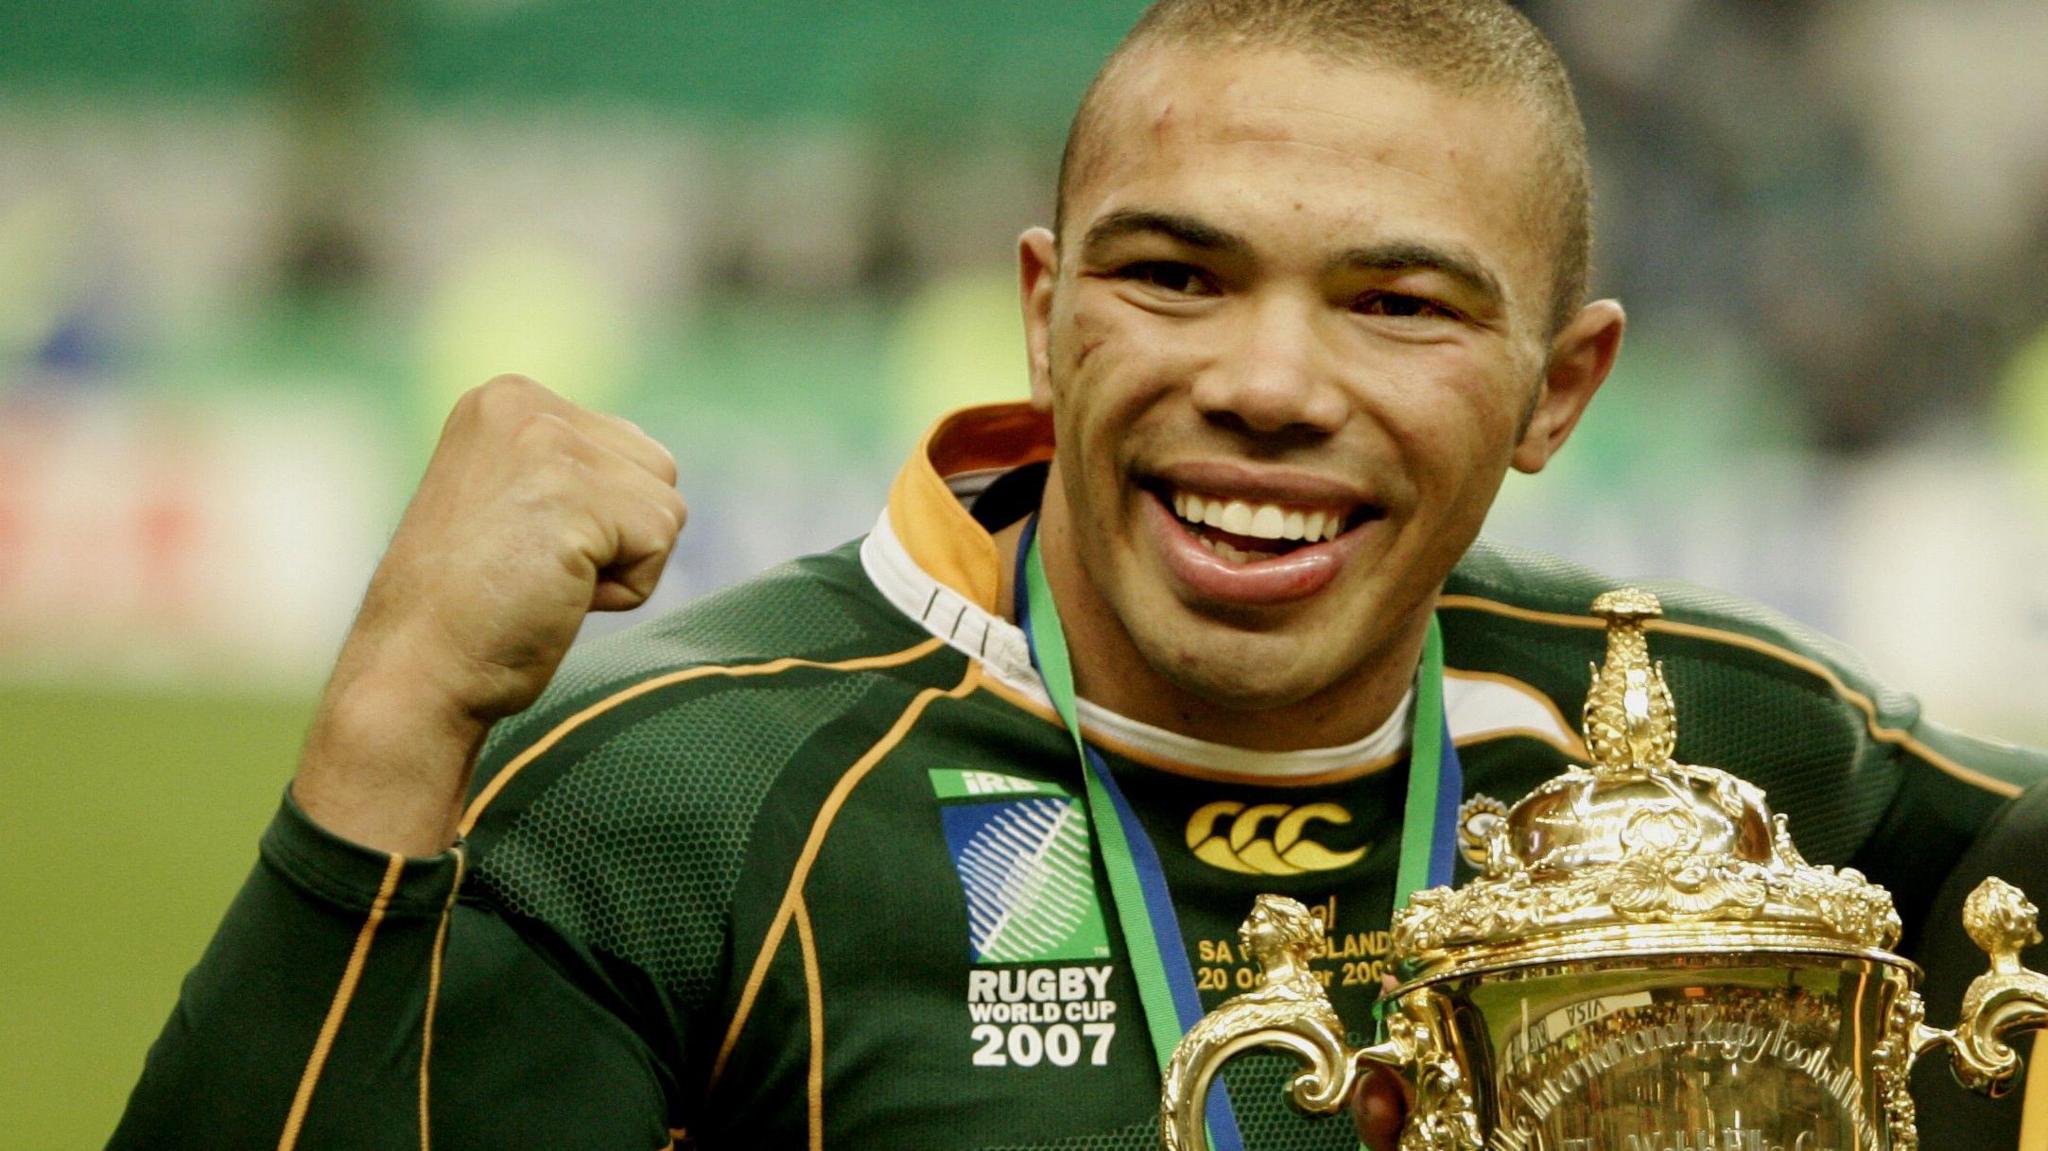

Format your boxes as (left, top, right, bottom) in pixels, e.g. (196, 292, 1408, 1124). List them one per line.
(278, 853, 407, 1151)
(794, 894, 825, 1151)
(884, 403, 1052, 612)
(709, 663, 984, 1087)
(458, 640, 947, 835)
(418, 846, 467, 1151)
(1437, 594, 2023, 799)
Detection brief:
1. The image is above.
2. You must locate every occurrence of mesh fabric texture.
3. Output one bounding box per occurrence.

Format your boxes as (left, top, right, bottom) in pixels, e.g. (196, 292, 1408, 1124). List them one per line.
(477, 675, 876, 1004)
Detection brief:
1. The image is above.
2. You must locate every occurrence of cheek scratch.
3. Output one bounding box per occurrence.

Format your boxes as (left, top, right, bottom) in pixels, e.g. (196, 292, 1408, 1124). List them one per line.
(1069, 305, 1108, 366)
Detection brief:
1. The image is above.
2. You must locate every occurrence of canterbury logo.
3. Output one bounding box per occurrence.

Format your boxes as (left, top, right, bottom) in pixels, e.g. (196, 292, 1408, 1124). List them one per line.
(1184, 801, 1368, 875)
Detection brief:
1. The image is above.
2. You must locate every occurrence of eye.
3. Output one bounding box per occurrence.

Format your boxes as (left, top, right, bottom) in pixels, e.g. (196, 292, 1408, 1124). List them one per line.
(1118, 260, 1218, 297)
(1354, 291, 1459, 321)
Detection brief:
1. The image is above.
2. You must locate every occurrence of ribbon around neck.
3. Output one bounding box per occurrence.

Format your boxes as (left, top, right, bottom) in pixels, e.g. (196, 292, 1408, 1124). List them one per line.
(1017, 519, 1460, 1151)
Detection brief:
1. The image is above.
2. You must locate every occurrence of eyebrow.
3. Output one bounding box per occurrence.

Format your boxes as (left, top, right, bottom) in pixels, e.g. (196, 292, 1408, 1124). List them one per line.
(1080, 209, 1250, 259)
(1080, 210, 1509, 311)
(1328, 242, 1505, 309)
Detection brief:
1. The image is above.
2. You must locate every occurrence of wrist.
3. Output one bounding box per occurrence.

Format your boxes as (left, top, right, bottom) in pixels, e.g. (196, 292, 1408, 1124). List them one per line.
(295, 659, 494, 857)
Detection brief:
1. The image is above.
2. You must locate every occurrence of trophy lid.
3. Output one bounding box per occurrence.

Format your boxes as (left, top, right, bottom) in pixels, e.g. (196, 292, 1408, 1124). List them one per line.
(1392, 589, 1904, 977)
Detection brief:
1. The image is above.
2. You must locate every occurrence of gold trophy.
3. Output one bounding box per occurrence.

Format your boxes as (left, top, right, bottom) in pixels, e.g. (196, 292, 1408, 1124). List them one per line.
(1162, 589, 2048, 1151)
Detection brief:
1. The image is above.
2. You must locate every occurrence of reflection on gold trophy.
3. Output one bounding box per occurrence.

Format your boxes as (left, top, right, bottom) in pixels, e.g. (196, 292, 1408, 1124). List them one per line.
(1163, 590, 2048, 1151)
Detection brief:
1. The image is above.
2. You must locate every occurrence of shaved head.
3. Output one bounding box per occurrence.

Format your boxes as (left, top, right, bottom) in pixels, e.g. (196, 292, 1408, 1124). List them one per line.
(1056, 0, 1592, 332)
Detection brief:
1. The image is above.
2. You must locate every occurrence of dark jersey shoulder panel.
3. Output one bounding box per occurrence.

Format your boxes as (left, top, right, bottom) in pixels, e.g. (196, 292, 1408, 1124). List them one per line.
(453, 541, 972, 1125)
(1442, 537, 2048, 955)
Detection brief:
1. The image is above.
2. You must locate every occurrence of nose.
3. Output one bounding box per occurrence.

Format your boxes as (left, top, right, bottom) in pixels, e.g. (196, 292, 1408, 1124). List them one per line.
(1189, 294, 1349, 440)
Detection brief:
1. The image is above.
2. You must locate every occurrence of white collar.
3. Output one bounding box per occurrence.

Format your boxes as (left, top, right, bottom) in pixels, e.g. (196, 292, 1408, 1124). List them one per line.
(859, 508, 1414, 780)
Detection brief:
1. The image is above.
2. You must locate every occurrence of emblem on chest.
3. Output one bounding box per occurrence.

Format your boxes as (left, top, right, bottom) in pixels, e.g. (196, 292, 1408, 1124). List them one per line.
(1185, 801, 1369, 875)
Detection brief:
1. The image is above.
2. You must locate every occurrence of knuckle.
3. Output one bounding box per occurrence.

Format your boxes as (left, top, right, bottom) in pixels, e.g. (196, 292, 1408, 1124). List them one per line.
(633, 498, 679, 543)
(610, 415, 678, 482)
(511, 410, 578, 452)
(651, 442, 679, 484)
(655, 484, 688, 520)
(482, 372, 541, 394)
(470, 374, 549, 420)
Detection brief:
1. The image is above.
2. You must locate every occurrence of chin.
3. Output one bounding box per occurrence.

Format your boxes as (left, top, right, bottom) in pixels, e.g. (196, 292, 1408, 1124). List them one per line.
(1142, 626, 1341, 714)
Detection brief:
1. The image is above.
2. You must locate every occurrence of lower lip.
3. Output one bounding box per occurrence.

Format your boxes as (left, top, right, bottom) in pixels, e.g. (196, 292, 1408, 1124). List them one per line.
(1144, 493, 1371, 606)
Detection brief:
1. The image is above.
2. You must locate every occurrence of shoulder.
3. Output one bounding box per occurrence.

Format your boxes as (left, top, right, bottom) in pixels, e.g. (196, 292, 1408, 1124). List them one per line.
(1444, 536, 1914, 727)
(1442, 538, 2044, 832)
(447, 539, 969, 994)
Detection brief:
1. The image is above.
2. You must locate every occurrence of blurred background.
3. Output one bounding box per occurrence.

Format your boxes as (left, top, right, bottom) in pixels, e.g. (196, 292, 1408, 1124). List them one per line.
(3, 1, 2046, 1144)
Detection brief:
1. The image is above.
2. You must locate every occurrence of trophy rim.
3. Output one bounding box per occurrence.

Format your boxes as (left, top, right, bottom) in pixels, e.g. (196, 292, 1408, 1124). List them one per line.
(1392, 930, 1921, 999)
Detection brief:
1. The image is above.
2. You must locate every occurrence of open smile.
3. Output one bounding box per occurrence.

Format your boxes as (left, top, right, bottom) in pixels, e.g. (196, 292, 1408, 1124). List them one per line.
(1163, 487, 1379, 562)
(1137, 478, 1387, 605)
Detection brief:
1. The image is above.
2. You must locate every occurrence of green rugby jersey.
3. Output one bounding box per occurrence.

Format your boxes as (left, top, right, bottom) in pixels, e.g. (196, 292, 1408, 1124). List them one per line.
(112, 405, 2048, 1151)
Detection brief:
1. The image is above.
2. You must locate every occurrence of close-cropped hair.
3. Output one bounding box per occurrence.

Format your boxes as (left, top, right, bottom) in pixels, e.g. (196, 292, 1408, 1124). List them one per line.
(1055, 0, 1593, 334)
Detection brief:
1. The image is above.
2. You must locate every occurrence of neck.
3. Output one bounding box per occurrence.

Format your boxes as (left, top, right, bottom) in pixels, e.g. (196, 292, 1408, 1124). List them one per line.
(1001, 489, 1429, 752)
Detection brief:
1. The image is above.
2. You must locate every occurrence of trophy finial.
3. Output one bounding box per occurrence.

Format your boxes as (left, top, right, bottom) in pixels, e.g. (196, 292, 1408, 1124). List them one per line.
(1584, 588, 1678, 772)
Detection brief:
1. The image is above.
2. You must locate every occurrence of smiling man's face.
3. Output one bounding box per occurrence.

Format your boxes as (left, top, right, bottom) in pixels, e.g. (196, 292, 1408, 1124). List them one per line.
(1019, 44, 1621, 747)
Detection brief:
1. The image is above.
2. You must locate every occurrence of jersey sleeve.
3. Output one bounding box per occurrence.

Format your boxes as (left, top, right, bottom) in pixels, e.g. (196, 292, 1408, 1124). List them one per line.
(1849, 716, 2048, 959)
(106, 791, 674, 1151)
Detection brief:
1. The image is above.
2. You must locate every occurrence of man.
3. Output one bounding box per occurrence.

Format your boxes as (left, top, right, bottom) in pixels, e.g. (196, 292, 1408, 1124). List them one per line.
(113, 1, 2047, 1149)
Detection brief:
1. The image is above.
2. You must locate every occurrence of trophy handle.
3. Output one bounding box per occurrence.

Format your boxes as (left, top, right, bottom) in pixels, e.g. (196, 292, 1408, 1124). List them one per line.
(1159, 896, 1481, 1151)
(1883, 873, 2048, 1151)
(1158, 988, 1366, 1151)
(1914, 877, 2048, 1097)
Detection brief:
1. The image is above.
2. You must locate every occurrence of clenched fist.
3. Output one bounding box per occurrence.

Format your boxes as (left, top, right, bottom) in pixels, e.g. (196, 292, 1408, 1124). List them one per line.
(293, 376, 687, 856)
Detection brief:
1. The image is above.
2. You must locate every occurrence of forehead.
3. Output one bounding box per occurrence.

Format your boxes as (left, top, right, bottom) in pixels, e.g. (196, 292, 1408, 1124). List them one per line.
(1070, 45, 1554, 311)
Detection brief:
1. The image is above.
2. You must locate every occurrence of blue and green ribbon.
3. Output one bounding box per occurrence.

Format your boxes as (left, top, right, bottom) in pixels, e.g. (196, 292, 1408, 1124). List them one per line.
(1017, 519, 1459, 1151)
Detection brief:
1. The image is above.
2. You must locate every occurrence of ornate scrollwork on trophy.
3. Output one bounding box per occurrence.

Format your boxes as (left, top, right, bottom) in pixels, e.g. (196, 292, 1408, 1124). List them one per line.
(1160, 896, 1480, 1151)
(1949, 878, 2048, 1094)
(1159, 896, 1356, 1151)
(1162, 588, 2048, 1151)
(1454, 794, 1509, 874)
(1393, 590, 1904, 962)
(1582, 587, 1678, 772)
(1384, 989, 1481, 1151)
(1607, 800, 1770, 920)
(1871, 992, 1925, 1151)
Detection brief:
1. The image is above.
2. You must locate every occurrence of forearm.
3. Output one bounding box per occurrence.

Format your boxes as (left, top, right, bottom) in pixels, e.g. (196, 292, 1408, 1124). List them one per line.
(110, 794, 464, 1149)
(110, 795, 677, 1149)
(293, 657, 491, 858)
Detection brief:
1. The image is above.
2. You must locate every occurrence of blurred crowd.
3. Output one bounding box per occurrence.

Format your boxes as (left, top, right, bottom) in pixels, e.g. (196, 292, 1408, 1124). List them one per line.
(1537, 0, 2048, 453)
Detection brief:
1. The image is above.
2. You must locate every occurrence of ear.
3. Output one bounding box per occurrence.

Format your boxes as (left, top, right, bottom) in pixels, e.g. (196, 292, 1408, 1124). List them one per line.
(1512, 298, 1626, 474)
(1018, 227, 1059, 411)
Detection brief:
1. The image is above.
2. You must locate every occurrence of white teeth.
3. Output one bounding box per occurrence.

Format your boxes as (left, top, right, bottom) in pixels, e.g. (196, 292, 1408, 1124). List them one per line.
(1199, 535, 1271, 564)
(1167, 488, 1352, 544)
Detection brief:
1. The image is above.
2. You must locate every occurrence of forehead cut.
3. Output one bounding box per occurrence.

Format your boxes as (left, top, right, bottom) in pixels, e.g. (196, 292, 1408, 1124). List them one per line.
(1056, 0, 1591, 331)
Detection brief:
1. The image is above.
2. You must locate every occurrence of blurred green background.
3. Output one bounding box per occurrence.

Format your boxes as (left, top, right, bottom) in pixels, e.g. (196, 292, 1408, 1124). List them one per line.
(4, 2, 2048, 1146)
